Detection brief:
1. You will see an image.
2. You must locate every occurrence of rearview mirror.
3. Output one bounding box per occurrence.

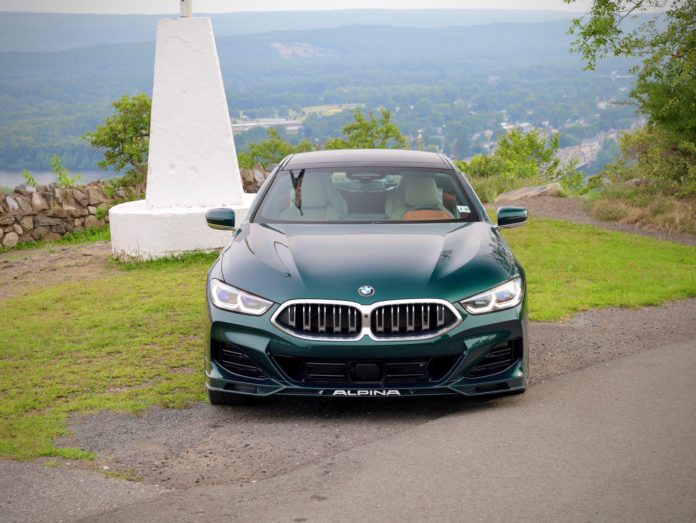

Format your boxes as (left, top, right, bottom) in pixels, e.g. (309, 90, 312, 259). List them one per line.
(496, 207, 528, 229)
(205, 208, 236, 230)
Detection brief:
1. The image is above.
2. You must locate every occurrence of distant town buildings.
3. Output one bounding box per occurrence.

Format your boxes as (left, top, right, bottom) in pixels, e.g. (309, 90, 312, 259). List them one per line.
(231, 118, 302, 133)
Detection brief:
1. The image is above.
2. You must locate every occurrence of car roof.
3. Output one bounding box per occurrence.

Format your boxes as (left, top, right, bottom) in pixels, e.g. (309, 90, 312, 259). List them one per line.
(282, 149, 452, 169)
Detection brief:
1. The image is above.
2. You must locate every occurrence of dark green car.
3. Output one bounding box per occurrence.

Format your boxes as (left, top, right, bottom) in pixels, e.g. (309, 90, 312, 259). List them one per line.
(205, 149, 528, 404)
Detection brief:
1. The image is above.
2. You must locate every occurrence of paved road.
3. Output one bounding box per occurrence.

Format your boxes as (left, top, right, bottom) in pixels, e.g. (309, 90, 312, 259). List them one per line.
(3, 341, 695, 522)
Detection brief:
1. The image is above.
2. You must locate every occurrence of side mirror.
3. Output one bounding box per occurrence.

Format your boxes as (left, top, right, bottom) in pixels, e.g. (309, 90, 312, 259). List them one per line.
(205, 208, 236, 230)
(496, 207, 528, 229)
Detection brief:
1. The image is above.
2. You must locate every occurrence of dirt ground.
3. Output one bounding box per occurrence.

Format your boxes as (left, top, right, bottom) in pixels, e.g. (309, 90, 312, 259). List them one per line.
(0, 241, 115, 299)
(2, 195, 695, 492)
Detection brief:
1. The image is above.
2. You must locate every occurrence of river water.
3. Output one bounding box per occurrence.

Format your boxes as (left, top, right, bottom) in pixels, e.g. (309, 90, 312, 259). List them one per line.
(0, 170, 117, 189)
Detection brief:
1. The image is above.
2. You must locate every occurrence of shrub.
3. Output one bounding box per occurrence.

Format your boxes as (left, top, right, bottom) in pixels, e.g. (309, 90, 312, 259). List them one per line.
(456, 128, 582, 202)
(22, 170, 38, 188)
(50, 155, 81, 188)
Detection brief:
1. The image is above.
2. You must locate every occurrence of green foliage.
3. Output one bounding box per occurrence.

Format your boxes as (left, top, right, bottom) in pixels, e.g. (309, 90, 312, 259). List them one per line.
(566, 1, 696, 227)
(21, 169, 37, 188)
(84, 93, 151, 187)
(237, 128, 315, 169)
(456, 128, 582, 201)
(588, 125, 696, 234)
(564, 0, 650, 70)
(566, 1, 695, 138)
(95, 207, 108, 221)
(2, 219, 696, 458)
(238, 108, 408, 168)
(324, 108, 407, 150)
(50, 155, 81, 187)
(605, 126, 696, 196)
(566, 3, 696, 165)
(633, 3, 696, 141)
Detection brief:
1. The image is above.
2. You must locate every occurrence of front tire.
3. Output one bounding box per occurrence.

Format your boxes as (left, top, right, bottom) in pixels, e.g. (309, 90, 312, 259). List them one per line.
(207, 389, 258, 406)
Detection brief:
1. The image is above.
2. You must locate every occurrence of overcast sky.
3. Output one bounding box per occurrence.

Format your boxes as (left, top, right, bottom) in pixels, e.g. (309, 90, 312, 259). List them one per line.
(0, 0, 590, 14)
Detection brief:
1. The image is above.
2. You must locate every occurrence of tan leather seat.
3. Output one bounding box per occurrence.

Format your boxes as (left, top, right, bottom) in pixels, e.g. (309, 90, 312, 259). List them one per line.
(278, 176, 343, 221)
(389, 177, 453, 221)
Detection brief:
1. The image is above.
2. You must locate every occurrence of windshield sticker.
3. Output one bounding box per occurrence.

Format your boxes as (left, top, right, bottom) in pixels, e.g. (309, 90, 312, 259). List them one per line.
(457, 205, 471, 214)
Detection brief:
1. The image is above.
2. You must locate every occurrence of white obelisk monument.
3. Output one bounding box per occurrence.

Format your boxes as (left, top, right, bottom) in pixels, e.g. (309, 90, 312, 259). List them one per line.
(109, 0, 255, 259)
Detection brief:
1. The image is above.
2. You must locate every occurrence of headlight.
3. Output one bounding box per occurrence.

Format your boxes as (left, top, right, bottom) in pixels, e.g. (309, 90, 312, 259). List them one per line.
(460, 277, 523, 314)
(209, 279, 273, 316)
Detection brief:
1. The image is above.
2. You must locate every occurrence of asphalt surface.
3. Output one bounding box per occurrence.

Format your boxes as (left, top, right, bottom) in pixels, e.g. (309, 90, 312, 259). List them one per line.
(3, 340, 694, 522)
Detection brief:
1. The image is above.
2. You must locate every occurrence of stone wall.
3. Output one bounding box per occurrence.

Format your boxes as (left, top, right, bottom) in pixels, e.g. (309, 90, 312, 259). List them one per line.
(0, 167, 268, 250)
(0, 181, 116, 249)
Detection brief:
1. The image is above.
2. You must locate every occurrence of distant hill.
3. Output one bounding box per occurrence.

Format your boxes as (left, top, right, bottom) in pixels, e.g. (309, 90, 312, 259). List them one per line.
(0, 21, 592, 104)
(0, 20, 637, 172)
(0, 9, 577, 52)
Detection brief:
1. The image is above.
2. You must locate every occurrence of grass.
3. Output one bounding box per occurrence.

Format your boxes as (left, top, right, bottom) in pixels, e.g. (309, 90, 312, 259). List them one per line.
(0, 226, 110, 254)
(0, 252, 217, 459)
(503, 218, 696, 320)
(0, 219, 695, 459)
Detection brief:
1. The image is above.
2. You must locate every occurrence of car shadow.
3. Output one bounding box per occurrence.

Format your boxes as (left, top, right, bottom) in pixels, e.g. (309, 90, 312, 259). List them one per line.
(210, 393, 509, 423)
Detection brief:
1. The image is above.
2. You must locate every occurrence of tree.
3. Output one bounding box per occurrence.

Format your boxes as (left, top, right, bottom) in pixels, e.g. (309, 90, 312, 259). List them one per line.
(324, 108, 407, 150)
(237, 128, 315, 169)
(603, 125, 696, 196)
(458, 129, 570, 180)
(565, 0, 695, 140)
(84, 93, 151, 186)
(565, 0, 696, 195)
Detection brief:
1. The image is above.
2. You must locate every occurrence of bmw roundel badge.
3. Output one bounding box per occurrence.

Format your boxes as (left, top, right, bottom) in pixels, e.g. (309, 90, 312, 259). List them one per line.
(358, 285, 375, 297)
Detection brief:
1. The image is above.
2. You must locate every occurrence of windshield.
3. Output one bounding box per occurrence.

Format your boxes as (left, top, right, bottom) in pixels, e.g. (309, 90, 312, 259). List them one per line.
(252, 166, 479, 224)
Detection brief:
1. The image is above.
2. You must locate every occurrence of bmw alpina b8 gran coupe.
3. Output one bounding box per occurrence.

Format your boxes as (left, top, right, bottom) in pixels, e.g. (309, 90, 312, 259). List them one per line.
(204, 149, 528, 404)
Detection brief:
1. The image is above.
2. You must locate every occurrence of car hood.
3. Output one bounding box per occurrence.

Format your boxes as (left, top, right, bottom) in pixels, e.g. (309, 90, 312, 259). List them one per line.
(219, 222, 519, 305)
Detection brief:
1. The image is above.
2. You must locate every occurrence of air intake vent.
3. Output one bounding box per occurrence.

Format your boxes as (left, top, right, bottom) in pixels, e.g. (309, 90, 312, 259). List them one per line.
(212, 340, 267, 378)
(273, 355, 460, 386)
(275, 303, 362, 339)
(370, 303, 456, 338)
(465, 339, 522, 378)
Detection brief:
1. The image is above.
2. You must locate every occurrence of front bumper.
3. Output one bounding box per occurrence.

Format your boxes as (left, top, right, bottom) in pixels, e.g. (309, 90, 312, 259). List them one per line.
(205, 299, 528, 398)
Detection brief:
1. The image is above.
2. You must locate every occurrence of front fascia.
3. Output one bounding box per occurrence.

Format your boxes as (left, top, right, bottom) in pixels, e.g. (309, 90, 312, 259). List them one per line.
(205, 297, 527, 396)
